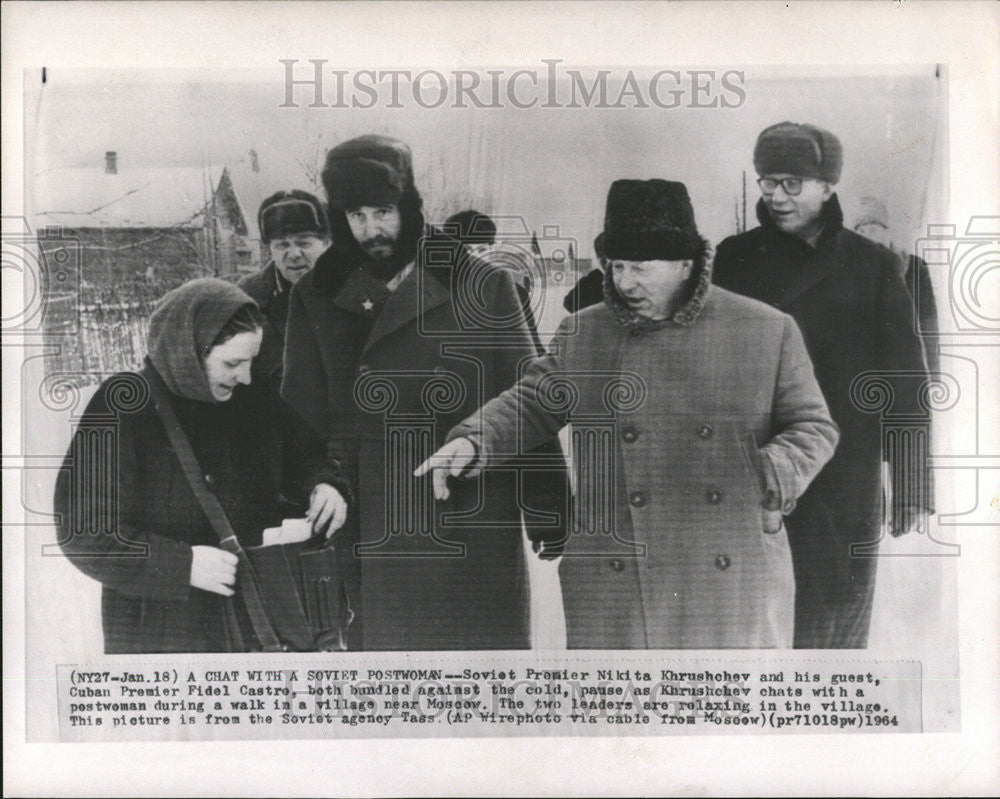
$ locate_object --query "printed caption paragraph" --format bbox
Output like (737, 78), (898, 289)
(57, 658), (922, 740)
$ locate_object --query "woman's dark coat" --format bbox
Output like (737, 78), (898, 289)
(713, 196), (933, 648)
(281, 230), (567, 650)
(54, 364), (347, 653)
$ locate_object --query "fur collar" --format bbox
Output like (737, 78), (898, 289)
(602, 239), (714, 329)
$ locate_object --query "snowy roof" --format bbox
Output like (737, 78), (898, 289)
(33, 166), (222, 229)
(219, 159), (320, 242)
(218, 163), (266, 242)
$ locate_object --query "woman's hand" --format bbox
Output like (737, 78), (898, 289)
(190, 546), (238, 596)
(308, 483), (348, 538)
(413, 437), (478, 501)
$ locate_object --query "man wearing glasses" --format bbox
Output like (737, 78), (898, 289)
(713, 122), (933, 649)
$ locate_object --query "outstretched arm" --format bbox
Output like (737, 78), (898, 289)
(415, 316), (576, 499)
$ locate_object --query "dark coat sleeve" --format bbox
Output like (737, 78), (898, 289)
(53, 379), (193, 602)
(449, 315), (572, 465)
(278, 396), (354, 509)
(281, 283), (330, 440)
(562, 269), (605, 313)
(907, 254), (941, 375)
(877, 248), (935, 513)
(483, 269), (571, 527)
(486, 267), (544, 410)
(516, 281), (544, 354)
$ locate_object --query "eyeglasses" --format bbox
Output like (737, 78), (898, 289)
(757, 177), (804, 196)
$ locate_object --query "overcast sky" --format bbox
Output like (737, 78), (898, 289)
(26, 66), (943, 254)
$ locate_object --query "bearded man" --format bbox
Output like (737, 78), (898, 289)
(281, 135), (567, 650)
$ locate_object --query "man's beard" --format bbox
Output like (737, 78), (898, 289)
(360, 236), (410, 282)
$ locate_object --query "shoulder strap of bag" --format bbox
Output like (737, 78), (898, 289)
(146, 369), (284, 652)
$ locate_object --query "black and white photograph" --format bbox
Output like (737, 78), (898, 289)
(4, 1), (998, 796)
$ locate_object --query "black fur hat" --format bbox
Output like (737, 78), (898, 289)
(322, 134), (414, 211)
(258, 190), (329, 243)
(596, 179), (703, 261)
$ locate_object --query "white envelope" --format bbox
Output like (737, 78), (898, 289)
(280, 518), (312, 543)
(261, 518), (312, 546)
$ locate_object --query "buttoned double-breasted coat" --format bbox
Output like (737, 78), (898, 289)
(450, 256), (839, 648)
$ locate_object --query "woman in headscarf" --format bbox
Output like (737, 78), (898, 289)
(54, 278), (350, 653)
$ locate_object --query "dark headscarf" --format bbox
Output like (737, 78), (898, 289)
(147, 278), (257, 404)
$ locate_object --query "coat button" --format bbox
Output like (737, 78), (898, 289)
(609, 559), (625, 572)
(629, 491), (646, 507)
(715, 554), (731, 571)
(630, 328), (642, 338)
(358, 364), (371, 375)
(783, 499), (796, 513)
(763, 489), (782, 511)
(706, 489), (723, 504)
(204, 473), (215, 486)
(697, 424), (713, 439)
(621, 426), (638, 443)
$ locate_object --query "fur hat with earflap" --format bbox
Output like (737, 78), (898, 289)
(753, 121), (843, 184)
(322, 135), (415, 211)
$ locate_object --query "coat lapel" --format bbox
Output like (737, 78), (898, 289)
(360, 265), (451, 358)
(333, 268), (391, 319)
(772, 245), (845, 310)
(298, 279), (359, 379)
(755, 194), (848, 310)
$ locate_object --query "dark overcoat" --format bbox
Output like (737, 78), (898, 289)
(451, 256), (839, 649)
(237, 262), (289, 393)
(714, 196), (932, 648)
(54, 365), (347, 654)
(282, 231), (566, 650)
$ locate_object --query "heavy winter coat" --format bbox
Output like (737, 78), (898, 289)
(54, 364), (348, 653)
(714, 196), (932, 648)
(281, 230), (568, 650)
(450, 253), (839, 649)
(237, 262), (291, 393)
